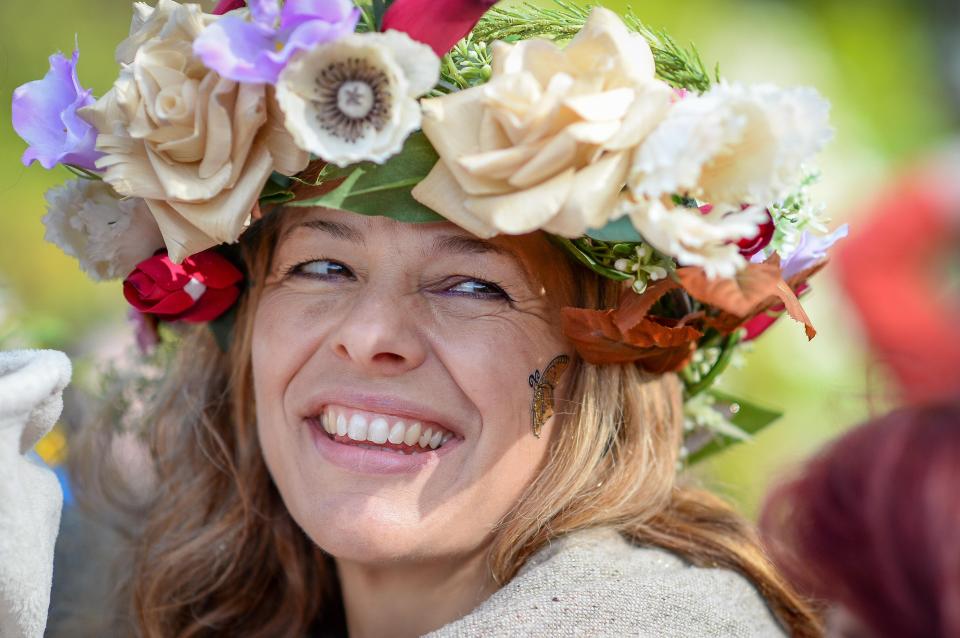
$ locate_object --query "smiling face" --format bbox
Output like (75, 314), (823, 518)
(251, 207), (575, 565)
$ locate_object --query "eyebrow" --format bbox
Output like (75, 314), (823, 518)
(430, 233), (514, 259)
(284, 219), (365, 245)
(284, 218), (527, 274)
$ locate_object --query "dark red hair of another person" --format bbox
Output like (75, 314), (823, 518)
(759, 402), (960, 638)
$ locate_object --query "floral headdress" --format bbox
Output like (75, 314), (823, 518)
(13, 0), (844, 463)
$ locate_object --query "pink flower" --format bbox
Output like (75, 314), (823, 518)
(381, 0), (496, 56)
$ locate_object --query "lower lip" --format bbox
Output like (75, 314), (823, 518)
(307, 419), (462, 475)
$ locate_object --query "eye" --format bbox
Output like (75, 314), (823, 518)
(443, 278), (512, 301)
(288, 258), (355, 281)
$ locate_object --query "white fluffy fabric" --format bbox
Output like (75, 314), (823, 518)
(0, 350), (71, 638)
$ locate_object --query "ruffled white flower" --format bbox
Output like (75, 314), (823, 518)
(629, 82), (832, 207)
(42, 179), (163, 281)
(620, 196), (767, 279)
(276, 30), (440, 167)
(412, 7), (673, 238)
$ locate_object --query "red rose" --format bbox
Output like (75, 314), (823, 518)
(123, 250), (243, 323)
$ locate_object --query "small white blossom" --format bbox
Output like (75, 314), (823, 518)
(42, 179), (163, 281)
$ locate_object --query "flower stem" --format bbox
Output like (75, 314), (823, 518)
(684, 331), (741, 398)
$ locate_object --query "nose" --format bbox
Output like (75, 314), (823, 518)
(327, 284), (428, 376)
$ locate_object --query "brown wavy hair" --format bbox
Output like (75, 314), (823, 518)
(74, 208), (821, 637)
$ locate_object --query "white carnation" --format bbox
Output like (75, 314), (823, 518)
(42, 179), (164, 281)
(630, 82), (832, 207)
(621, 196), (767, 279)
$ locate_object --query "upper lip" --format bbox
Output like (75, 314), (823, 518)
(299, 390), (464, 437)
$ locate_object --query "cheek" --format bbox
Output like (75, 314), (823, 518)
(250, 292), (328, 485)
(430, 316), (564, 507)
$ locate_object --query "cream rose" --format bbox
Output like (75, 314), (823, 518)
(412, 7), (673, 238)
(80, 0), (309, 263)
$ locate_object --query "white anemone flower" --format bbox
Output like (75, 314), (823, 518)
(630, 82), (832, 207)
(620, 196), (768, 279)
(276, 30), (440, 167)
(42, 179), (164, 281)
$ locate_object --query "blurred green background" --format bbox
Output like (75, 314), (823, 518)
(1, 0), (956, 515)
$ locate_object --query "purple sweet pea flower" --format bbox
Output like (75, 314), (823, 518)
(11, 50), (101, 170)
(194, 0), (360, 85)
(780, 224), (849, 280)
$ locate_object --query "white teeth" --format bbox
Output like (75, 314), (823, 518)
(388, 421), (406, 445)
(321, 409), (454, 451)
(419, 427), (433, 448)
(404, 422), (422, 446)
(348, 414), (367, 441)
(368, 418), (389, 444)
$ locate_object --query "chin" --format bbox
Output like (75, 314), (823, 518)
(291, 493), (448, 563)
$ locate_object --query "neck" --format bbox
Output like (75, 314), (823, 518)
(335, 545), (497, 638)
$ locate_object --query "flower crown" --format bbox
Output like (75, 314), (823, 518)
(13, 0), (844, 463)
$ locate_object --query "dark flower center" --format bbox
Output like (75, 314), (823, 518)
(314, 57), (393, 143)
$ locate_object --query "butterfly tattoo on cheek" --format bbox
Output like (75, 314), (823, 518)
(529, 354), (571, 438)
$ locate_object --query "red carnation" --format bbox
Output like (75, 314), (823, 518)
(123, 250), (244, 323)
(382, 0), (497, 56)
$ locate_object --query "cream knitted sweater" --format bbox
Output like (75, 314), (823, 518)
(427, 527), (787, 638)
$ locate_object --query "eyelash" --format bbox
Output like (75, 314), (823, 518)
(283, 258), (514, 302)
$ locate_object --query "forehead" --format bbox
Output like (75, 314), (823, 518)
(280, 206), (565, 265)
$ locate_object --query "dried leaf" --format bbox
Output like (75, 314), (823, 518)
(561, 278), (701, 370)
(613, 278), (680, 332)
(676, 263), (816, 340)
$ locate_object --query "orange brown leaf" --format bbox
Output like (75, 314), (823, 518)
(676, 263), (816, 340)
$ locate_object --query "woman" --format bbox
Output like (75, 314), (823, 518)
(12, 0), (839, 635)
(760, 401), (960, 638)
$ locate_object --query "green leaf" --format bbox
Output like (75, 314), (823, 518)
(259, 191), (296, 205)
(686, 391), (782, 465)
(549, 236), (633, 281)
(288, 131), (445, 223)
(585, 216), (643, 242)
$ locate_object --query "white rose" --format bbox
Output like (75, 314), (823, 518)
(42, 179), (163, 281)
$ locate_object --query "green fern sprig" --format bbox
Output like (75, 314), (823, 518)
(436, 33), (494, 93)
(470, 1), (715, 93)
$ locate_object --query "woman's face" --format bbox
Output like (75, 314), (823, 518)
(252, 208), (574, 564)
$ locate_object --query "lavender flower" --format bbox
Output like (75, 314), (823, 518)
(194, 0), (360, 85)
(780, 224), (849, 279)
(11, 50), (101, 170)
